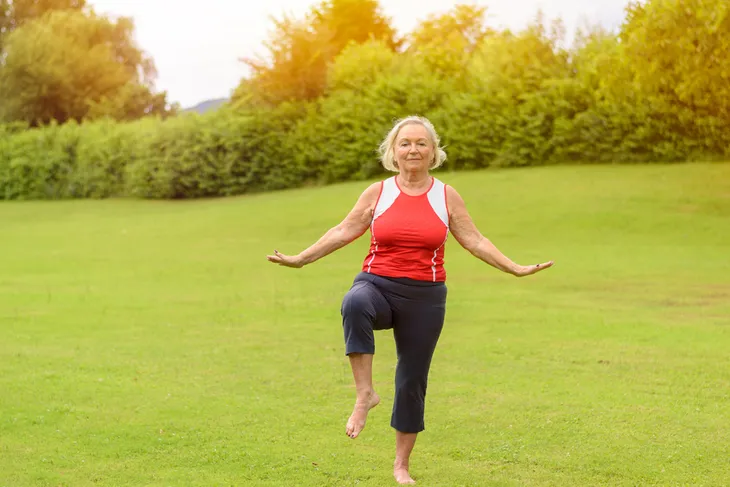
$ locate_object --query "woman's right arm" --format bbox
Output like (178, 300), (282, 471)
(266, 182), (382, 268)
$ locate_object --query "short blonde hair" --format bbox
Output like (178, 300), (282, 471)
(378, 115), (447, 172)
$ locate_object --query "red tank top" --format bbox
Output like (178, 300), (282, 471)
(362, 176), (450, 282)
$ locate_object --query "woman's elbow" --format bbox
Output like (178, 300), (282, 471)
(457, 234), (483, 254)
(337, 224), (366, 244)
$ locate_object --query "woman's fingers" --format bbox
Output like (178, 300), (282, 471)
(531, 261), (554, 275)
(266, 250), (302, 268)
(516, 260), (554, 276)
(266, 250), (285, 263)
(535, 260), (554, 271)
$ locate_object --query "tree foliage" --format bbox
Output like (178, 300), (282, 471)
(0, 8), (174, 125)
(232, 0), (398, 106)
(0, 0), (86, 50)
(405, 4), (492, 85)
(619, 0), (730, 157)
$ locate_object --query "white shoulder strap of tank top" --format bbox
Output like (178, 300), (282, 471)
(373, 176), (400, 221)
(427, 178), (449, 227)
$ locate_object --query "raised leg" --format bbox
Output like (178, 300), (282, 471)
(345, 352), (380, 439)
(341, 277), (391, 439)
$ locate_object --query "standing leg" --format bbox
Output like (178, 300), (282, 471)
(394, 431), (417, 484)
(390, 283), (447, 482)
(341, 277), (392, 439)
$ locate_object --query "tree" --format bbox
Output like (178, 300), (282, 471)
(618, 0), (730, 157)
(0, 0), (85, 52)
(233, 14), (326, 106)
(298, 41), (453, 182)
(232, 0), (398, 106)
(404, 5), (492, 84)
(0, 9), (174, 125)
(622, 0), (730, 119)
(311, 0), (398, 53)
(326, 38), (395, 93)
(433, 16), (573, 168)
(87, 83), (177, 122)
(406, 4), (491, 55)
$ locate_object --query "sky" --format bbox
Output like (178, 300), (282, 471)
(87, 0), (632, 109)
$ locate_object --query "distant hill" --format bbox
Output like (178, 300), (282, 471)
(183, 98), (228, 114)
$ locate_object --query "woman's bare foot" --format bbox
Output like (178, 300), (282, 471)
(394, 462), (415, 484)
(345, 390), (380, 439)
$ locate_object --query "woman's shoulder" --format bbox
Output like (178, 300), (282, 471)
(355, 180), (386, 207)
(362, 176), (397, 195)
(432, 178), (458, 196)
(363, 180), (384, 195)
(437, 181), (466, 217)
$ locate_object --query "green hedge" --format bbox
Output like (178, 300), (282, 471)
(2, 94), (727, 201)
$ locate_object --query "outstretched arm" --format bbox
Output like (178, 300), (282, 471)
(446, 185), (553, 277)
(266, 182), (381, 268)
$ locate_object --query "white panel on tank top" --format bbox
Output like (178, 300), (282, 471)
(427, 178), (449, 227)
(373, 176), (400, 221)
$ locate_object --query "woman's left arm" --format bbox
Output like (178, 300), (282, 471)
(446, 185), (553, 277)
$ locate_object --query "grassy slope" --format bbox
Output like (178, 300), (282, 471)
(1, 162), (729, 486)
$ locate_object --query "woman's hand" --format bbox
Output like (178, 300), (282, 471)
(266, 250), (304, 268)
(512, 261), (555, 277)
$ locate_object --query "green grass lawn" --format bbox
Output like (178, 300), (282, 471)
(1, 162), (729, 486)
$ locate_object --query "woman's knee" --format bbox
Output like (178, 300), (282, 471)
(341, 285), (366, 312)
(395, 373), (428, 397)
(341, 283), (381, 354)
(341, 282), (381, 320)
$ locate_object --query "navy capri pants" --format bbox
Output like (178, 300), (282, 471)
(341, 271), (447, 434)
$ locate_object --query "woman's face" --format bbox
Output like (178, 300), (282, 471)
(394, 124), (433, 173)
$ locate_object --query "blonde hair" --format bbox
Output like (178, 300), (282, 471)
(378, 115), (447, 172)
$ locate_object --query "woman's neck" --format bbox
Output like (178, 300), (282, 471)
(397, 171), (432, 194)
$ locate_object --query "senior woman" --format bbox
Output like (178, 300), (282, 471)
(267, 115), (553, 484)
